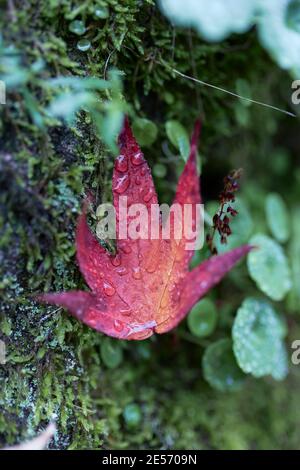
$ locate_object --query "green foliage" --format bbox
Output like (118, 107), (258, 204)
(69, 20), (86, 35)
(123, 404), (142, 429)
(265, 193), (290, 243)
(202, 338), (246, 392)
(132, 118), (158, 147)
(287, 208), (300, 311)
(232, 298), (288, 380)
(187, 298), (217, 338)
(165, 120), (190, 161)
(247, 234), (292, 301)
(100, 338), (123, 369)
(0, 39), (125, 153)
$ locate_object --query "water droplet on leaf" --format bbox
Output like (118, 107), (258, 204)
(114, 319), (124, 332)
(116, 154), (128, 173)
(111, 254), (121, 267)
(120, 308), (132, 317)
(120, 244), (132, 254)
(116, 267), (128, 276)
(132, 267), (142, 280)
(115, 174), (130, 194)
(143, 188), (154, 203)
(103, 280), (116, 296)
(131, 151), (144, 166)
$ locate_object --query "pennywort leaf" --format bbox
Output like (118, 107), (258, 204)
(187, 298), (217, 338)
(202, 338), (246, 392)
(265, 193), (290, 243)
(232, 298), (288, 380)
(247, 234), (292, 301)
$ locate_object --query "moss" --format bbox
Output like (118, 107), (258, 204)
(1, 0), (300, 450)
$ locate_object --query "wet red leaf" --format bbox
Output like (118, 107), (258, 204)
(38, 118), (251, 340)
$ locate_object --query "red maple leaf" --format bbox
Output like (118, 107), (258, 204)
(38, 118), (251, 340)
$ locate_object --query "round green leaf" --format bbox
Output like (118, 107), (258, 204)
(123, 403), (142, 428)
(187, 298), (217, 337)
(159, 0), (255, 42)
(100, 338), (123, 369)
(153, 163), (167, 178)
(165, 120), (189, 160)
(132, 118), (158, 147)
(247, 234), (292, 301)
(232, 298), (288, 380)
(258, 0), (300, 75)
(135, 342), (151, 360)
(202, 338), (246, 392)
(265, 193), (290, 243)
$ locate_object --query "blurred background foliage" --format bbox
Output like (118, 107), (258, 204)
(0, 0), (300, 450)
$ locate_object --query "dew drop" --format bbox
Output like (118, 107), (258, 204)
(116, 154), (128, 173)
(89, 319), (97, 328)
(131, 151), (144, 166)
(150, 282), (159, 292)
(116, 267), (128, 276)
(114, 174), (130, 194)
(69, 20), (86, 35)
(140, 166), (147, 176)
(132, 267), (142, 280)
(135, 175), (141, 185)
(114, 319), (124, 332)
(173, 289), (181, 303)
(120, 244), (132, 254)
(111, 254), (121, 267)
(94, 6), (109, 19)
(103, 280), (116, 296)
(143, 188), (154, 203)
(120, 308), (132, 317)
(77, 39), (91, 52)
(146, 260), (157, 273)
